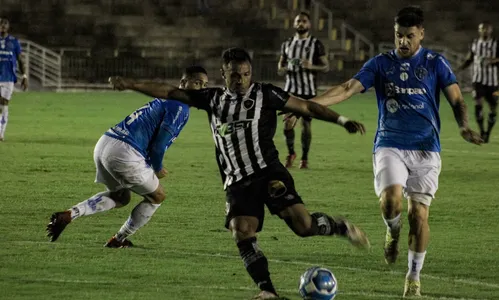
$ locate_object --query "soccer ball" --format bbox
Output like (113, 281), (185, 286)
(299, 267), (338, 300)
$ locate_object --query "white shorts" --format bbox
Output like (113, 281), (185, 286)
(0, 82), (14, 100)
(373, 147), (441, 206)
(93, 135), (159, 195)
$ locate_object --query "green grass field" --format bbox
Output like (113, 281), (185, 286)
(1, 92), (498, 300)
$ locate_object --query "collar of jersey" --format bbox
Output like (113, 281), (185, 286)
(223, 83), (255, 100)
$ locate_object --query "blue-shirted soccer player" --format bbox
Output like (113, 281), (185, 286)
(313, 7), (482, 298)
(46, 66), (208, 248)
(0, 18), (28, 141)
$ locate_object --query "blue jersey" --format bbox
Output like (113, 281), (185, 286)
(105, 99), (190, 172)
(354, 47), (458, 152)
(0, 35), (21, 83)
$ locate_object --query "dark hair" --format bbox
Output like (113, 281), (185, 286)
(183, 65), (207, 78)
(395, 6), (424, 28)
(221, 47), (252, 65)
(297, 11), (310, 20)
(480, 21), (492, 28)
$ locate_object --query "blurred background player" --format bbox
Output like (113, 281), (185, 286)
(312, 6), (482, 297)
(278, 12), (329, 169)
(458, 21), (499, 143)
(109, 47), (369, 300)
(0, 17), (28, 141)
(46, 66), (208, 247)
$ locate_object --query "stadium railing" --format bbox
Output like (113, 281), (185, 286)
(19, 39), (62, 90)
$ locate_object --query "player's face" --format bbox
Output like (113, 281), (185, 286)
(221, 61), (252, 95)
(294, 15), (310, 34)
(394, 24), (424, 58)
(0, 19), (9, 34)
(478, 24), (493, 39)
(179, 73), (208, 90)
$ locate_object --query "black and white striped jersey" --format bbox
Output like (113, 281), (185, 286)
(280, 35), (326, 96)
(470, 38), (499, 86)
(186, 83), (290, 188)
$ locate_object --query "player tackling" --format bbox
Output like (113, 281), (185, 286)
(0, 17), (28, 141)
(312, 6), (483, 297)
(109, 47), (370, 300)
(47, 66), (208, 247)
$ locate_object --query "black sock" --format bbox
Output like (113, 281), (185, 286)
(310, 212), (347, 236)
(301, 127), (311, 161)
(475, 105), (485, 134)
(487, 111), (497, 134)
(237, 237), (277, 295)
(284, 129), (295, 155)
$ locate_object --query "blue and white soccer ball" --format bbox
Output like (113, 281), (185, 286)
(299, 267), (338, 300)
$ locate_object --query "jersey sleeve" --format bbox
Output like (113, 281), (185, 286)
(264, 84), (291, 110)
(314, 39), (326, 57)
(14, 39), (21, 57)
(353, 56), (378, 93)
(280, 41), (287, 58)
(182, 88), (216, 111)
(436, 55), (458, 89)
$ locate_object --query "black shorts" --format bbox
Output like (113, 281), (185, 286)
(293, 94), (315, 121)
(472, 83), (498, 104)
(224, 162), (303, 232)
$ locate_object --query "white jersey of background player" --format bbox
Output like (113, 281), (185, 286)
(0, 18), (28, 141)
(313, 6), (482, 298)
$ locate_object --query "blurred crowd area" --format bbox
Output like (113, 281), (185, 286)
(1, 0), (498, 88)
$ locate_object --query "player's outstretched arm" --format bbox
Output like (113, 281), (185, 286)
(443, 83), (483, 145)
(108, 76), (202, 108)
(284, 95), (366, 134)
(312, 78), (365, 106)
(457, 51), (473, 71)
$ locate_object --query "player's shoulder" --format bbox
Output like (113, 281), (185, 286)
(281, 37), (293, 44)
(421, 48), (447, 65)
(6, 35), (18, 41)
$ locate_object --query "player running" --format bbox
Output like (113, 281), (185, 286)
(312, 6), (483, 297)
(0, 17), (28, 141)
(109, 47), (370, 300)
(46, 66), (208, 248)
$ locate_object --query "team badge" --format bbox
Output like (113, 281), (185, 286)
(243, 98), (255, 110)
(415, 66), (428, 81)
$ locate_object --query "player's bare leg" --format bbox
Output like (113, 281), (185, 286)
(380, 184), (403, 264)
(106, 184), (166, 248)
(279, 203), (370, 248)
(0, 97), (9, 141)
(483, 98), (497, 143)
(403, 196), (430, 298)
(47, 189), (131, 242)
(229, 216), (281, 299)
(299, 118), (311, 169)
(283, 114), (297, 168)
(473, 97), (486, 139)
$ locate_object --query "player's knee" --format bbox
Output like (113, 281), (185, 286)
(146, 185), (166, 204)
(407, 197), (429, 227)
(229, 217), (258, 242)
(110, 189), (131, 208)
(380, 185), (403, 213)
(284, 117), (297, 130)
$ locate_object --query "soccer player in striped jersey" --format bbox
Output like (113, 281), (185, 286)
(109, 47), (370, 300)
(278, 12), (329, 169)
(46, 66), (208, 248)
(459, 21), (499, 143)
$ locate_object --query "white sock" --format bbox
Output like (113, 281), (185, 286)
(0, 105), (8, 137)
(115, 199), (161, 241)
(407, 250), (426, 281)
(70, 191), (117, 220)
(0, 105), (4, 137)
(383, 213), (401, 233)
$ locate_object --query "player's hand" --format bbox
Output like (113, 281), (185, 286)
(108, 76), (133, 91)
(20, 77), (28, 91)
(343, 120), (366, 135)
(460, 127), (483, 145)
(483, 58), (496, 66)
(301, 59), (313, 70)
(155, 168), (168, 179)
